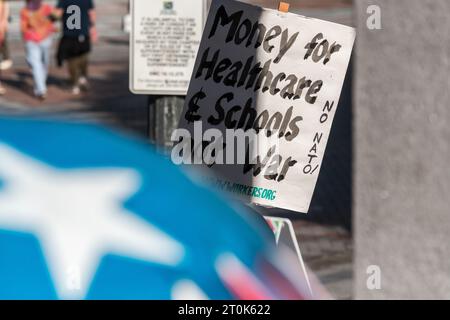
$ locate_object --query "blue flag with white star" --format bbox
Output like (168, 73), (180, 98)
(0, 117), (310, 300)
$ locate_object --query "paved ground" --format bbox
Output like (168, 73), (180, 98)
(0, 0), (147, 136)
(0, 0), (354, 299)
(294, 220), (352, 299)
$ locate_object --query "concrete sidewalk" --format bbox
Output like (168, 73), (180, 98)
(0, 0), (148, 135)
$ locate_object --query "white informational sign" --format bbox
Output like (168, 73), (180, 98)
(130, 0), (207, 95)
(176, 0), (355, 213)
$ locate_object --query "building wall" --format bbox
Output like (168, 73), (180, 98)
(354, 0), (450, 299)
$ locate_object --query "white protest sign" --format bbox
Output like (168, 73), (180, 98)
(130, 0), (207, 95)
(175, 0), (355, 213)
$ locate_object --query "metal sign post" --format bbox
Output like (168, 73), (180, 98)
(130, 0), (207, 147)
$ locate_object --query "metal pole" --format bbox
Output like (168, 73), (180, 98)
(147, 95), (185, 153)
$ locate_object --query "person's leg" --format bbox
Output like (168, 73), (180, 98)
(40, 37), (52, 82)
(78, 53), (90, 90)
(0, 69), (5, 95)
(67, 56), (82, 94)
(0, 38), (5, 60)
(80, 53), (88, 78)
(25, 41), (46, 96)
(0, 33), (12, 71)
(2, 32), (10, 60)
(67, 57), (78, 86)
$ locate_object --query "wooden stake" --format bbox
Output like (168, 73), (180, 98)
(278, 2), (290, 13)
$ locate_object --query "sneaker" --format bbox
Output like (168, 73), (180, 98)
(35, 93), (46, 101)
(72, 86), (81, 95)
(78, 77), (89, 91)
(0, 59), (13, 71)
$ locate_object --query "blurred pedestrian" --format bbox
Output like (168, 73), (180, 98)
(20, 0), (56, 100)
(0, 0), (11, 95)
(56, 0), (97, 95)
(0, 0), (11, 69)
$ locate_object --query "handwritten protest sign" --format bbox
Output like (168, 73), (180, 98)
(175, 0), (355, 213)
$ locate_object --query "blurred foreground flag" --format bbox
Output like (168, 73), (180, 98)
(0, 117), (314, 300)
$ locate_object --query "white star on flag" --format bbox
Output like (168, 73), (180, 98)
(0, 143), (185, 299)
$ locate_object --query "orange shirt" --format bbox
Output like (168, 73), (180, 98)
(21, 4), (55, 42)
